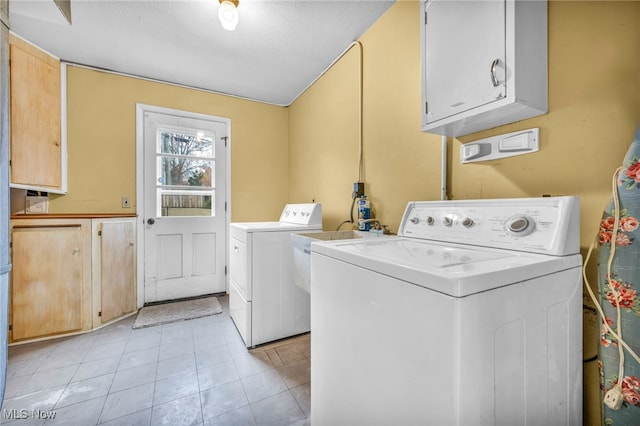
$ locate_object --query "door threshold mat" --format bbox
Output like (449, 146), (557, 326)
(132, 296), (222, 329)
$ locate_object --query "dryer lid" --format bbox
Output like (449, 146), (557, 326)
(311, 237), (582, 297)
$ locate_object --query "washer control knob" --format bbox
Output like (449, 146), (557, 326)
(443, 216), (453, 227)
(426, 216), (435, 226)
(507, 215), (536, 236)
(462, 218), (474, 228)
(410, 217), (420, 224)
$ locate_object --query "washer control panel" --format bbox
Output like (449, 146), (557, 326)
(279, 203), (323, 225)
(398, 197), (580, 256)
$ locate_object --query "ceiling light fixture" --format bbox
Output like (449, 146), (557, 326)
(218, 0), (239, 31)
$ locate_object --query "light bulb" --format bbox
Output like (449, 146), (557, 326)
(218, 0), (239, 31)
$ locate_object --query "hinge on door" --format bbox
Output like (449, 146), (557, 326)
(425, 102), (428, 114)
(225, 266), (227, 275)
(8, 160), (11, 167)
(225, 202), (227, 212)
(98, 311), (102, 317)
(425, 11), (427, 25)
(8, 324), (12, 331)
(98, 230), (102, 236)
(222, 136), (228, 147)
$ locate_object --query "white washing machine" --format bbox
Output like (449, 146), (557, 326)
(229, 203), (322, 347)
(310, 197), (582, 425)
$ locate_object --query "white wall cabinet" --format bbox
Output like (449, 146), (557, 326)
(421, 0), (547, 137)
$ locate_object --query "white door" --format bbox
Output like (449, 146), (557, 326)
(143, 110), (227, 303)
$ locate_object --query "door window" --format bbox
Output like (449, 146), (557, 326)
(155, 128), (216, 217)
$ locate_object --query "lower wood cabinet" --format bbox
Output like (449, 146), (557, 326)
(9, 215), (137, 343)
(92, 218), (136, 326)
(11, 220), (91, 341)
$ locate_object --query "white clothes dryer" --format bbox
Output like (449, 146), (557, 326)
(310, 197), (582, 425)
(229, 203), (322, 347)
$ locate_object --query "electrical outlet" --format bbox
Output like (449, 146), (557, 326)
(353, 182), (365, 198)
(121, 196), (131, 208)
(604, 387), (624, 410)
(25, 196), (48, 214)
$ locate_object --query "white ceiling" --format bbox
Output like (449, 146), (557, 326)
(8, 0), (395, 105)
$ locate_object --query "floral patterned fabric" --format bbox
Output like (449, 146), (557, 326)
(599, 127), (640, 424)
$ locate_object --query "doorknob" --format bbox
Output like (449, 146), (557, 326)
(147, 218), (155, 225)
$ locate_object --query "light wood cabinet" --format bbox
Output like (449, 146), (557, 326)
(420, 0), (547, 137)
(9, 215), (136, 343)
(92, 218), (136, 326)
(9, 34), (65, 193)
(10, 219), (92, 342)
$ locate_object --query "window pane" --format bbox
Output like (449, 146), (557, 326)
(160, 193), (214, 217)
(159, 131), (214, 158)
(158, 157), (214, 188)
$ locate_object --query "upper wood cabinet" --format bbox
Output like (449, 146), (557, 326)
(421, 0), (548, 137)
(9, 34), (66, 193)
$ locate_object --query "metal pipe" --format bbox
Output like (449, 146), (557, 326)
(441, 135), (447, 200)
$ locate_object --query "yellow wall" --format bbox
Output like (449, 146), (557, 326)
(291, 0), (640, 235)
(288, 1), (640, 425)
(49, 66), (289, 222)
(289, 2), (439, 232)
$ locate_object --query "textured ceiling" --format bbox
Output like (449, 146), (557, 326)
(8, 0), (395, 105)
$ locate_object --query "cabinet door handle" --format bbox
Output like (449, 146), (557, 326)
(233, 246), (239, 252)
(54, 141), (60, 147)
(490, 59), (500, 87)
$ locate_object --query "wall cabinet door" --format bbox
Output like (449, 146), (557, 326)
(10, 221), (91, 341)
(425, 0), (505, 125)
(9, 35), (64, 192)
(421, 0), (547, 137)
(93, 218), (136, 325)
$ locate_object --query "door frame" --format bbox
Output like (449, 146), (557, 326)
(135, 103), (231, 308)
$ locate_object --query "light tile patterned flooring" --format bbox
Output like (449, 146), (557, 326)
(1, 295), (311, 425)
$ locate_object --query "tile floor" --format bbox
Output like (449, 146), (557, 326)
(1, 295), (311, 425)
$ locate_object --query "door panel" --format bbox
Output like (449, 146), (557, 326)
(100, 220), (136, 323)
(143, 110), (227, 303)
(425, 0), (505, 123)
(193, 233), (216, 275)
(12, 225), (83, 340)
(9, 38), (61, 188)
(157, 234), (183, 280)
